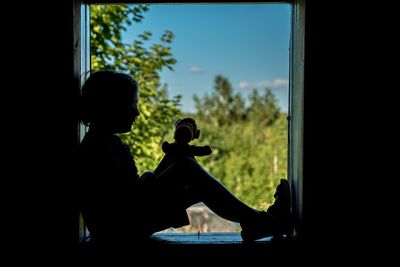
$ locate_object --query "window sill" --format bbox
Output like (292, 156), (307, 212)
(79, 232), (296, 264)
(151, 232), (274, 244)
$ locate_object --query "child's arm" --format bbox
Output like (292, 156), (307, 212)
(190, 145), (212, 156)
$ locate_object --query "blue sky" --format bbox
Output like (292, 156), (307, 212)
(123, 4), (291, 113)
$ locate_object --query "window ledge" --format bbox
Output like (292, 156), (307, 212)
(151, 232), (275, 245)
(79, 232), (296, 264)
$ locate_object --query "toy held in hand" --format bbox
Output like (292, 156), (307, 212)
(162, 118), (212, 158)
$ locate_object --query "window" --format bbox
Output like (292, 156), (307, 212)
(75, 0), (305, 241)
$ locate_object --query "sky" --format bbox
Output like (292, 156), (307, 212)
(123, 4), (291, 113)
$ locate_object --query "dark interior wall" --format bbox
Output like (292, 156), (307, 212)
(34, 2), (80, 250)
(4, 2), (80, 259)
(301, 1), (363, 253)
(303, 0), (324, 239)
(303, 0), (342, 241)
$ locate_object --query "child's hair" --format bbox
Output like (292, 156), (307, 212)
(80, 70), (138, 126)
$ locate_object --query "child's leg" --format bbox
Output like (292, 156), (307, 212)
(155, 157), (260, 223)
(154, 157), (291, 241)
(153, 153), (174, 176)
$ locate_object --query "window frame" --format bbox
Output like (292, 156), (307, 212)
(73, 0), (305, 238)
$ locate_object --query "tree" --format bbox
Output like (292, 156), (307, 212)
(194, 75), (287, 209)
(90, 5), (181, 172)
(194, 75), (246, 127)
(248, 89), (281, 126)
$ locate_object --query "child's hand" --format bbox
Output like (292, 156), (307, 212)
(204, 145), (212, 155)
(161, 141), (171, 153)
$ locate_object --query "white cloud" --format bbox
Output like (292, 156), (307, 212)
(256, 81), (271, 88)
(239, 81), (251, 89)
(272, 79), (289, 87)
(190, 66), (204, 73)
(238, 79), (289, 90)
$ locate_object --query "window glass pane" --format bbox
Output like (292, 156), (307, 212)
(88, 3), (290, 234)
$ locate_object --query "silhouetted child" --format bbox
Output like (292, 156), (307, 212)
(162, 118), (212, 159)
(79, 70), (292, 246)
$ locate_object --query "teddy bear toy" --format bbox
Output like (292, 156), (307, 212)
(162, 117), (212, 159)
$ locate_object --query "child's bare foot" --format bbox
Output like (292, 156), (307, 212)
(267, 178), (291, 220)
(240, 179), (292, 242)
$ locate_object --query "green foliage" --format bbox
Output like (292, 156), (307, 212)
(90, 5), (288, 210)
(194, 76), (288, 209)
(194, 75), (246, 127)
(90, 5), (181, 172)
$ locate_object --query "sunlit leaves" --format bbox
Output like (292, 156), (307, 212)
(91, 5), (181, 172)
(90, 5), (288, 209)
(194, 76), (288, 209)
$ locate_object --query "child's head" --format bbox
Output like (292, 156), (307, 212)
(174, 118), (200, 144)
(80, 70), (140, 133)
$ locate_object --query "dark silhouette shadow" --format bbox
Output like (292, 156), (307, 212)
(162, 117), (212, 158)
(78, 70), (292, 248)
(155, 117), (212, 176)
